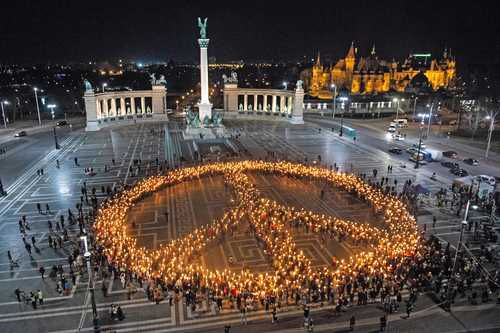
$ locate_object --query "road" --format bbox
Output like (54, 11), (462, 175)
(306, 115), (500, 185)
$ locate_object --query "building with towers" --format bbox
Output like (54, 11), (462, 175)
(302, 43), (456, 98)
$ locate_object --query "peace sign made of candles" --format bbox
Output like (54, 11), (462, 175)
(95, 160), (421, 295)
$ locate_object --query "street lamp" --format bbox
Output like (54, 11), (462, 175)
(447, 200), (477, 311)
(102, 83), (108, 93)
(47, 104), (56, 120)
(339, 97), (348, 136)
(413, 96), (418, 119)
(34, 87), (42, 126)
(80, 235), (99, 332)
(485, 112), (498, 158)
(283, 81), (288, 90)
(1, 100), (9, 128)
(415, 114), (427, 169)
(426, 103), (434, 139)
(331, 84), (337, 119)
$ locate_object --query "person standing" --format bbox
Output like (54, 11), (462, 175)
(349, 315), (356, 331)
(380, 315), (387, 332)
(37, 290), (43, 305)
(39, 266), (45, 279)
(14, 288), (22, 302)
(271, 306), (278, 324)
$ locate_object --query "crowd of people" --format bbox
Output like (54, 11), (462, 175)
(5, 149), (499, 333)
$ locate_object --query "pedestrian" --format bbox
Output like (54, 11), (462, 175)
(432, 216), (437, 229)
(380, 315), (387, 332)
(240, 303), (247, 325)
(406, 301), (413, 318)
(164, 211), (169, 223)
(30, 291), (37, 309)
(74, 157), (78, 166)
(39, 266), (45, 279)
(14, 288), (22, 302)
(224, 324), (231, 333)
(37, 289), (43, 305)
(8, 250), (17, 266)
(56, 160), (60, 168)
(46, 203), (50, 214)
(271, 306), (278, 323)
(25, 243), (32, 256)
(37, 203), (42, 214)
(350, 315), (356, 331)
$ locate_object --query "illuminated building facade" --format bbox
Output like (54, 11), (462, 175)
(304, 43), (456, 98)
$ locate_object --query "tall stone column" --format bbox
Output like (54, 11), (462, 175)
(254, 95), (258, 111)
(84, 91), (99, 131)
(243, 95), (248, 111)
(141, 96), (146, 114)
(264, 95), (268, 111)
(272, 95), (277, 112)
(130, 97), (136, 114)
(103, 99), (109, 117)
(291, 86), (305, 124)
(280, 95), (285, 113)
(197, 38), (212, 122)
(111, 98), (117, 116)
(120, 97), (125, 116)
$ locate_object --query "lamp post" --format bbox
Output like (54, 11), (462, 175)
(283, 81), (288, 90)
(426, 103), (434, 139)
(485, 112), (498, 158)
(47, 104), (56, 120)
(415, 114), (426, 169)
(339, 97), (348, 136)
(331, 84), (337, 119)
(447, 200), (477, 311)
(102, 83), (108, 93)
(393, 98), (399, 120)
(80, 235), (99, 332)
(1, 100), (9, 128)
(34, 88), (41, 126)
(413, 96), (418, 119)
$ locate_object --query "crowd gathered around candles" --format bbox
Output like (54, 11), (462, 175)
(7, 153), (499, 330)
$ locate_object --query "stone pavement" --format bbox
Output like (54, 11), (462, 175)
(0, 119), (498, 333)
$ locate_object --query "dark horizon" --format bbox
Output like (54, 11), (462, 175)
(1, 1), (499, 67)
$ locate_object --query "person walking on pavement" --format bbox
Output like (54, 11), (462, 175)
(37, 290), (43, 305)
(45, 203), (51, 214)
(406, 301), (413, 318)
(349, 315), (356, 331)
(39, 266), (45, 279)
(380, 314), (387, 332)
(14, 288), (22, 302)
(25, 243), (32, 256)
(37, 203), (42, 214)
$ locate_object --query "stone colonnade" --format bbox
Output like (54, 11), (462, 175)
(84, 85), (167, 131)
(223, 84), (304, 124)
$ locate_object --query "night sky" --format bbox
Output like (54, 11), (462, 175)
(1, 0), (499, 66)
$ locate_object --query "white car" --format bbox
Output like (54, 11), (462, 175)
(475, 175), (496, 186)
(413, 142), (426, 150)
(387, 126), (397, 133)
(393, 133), (405, 141)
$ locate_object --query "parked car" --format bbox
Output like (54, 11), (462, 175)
(451, 168), (468, 177)
(443, 150), (458, 158)
(387, 125), (397, 133)
(406, 147), (418, 155)
(393, 133), (405, 141)
(475, 175), (496, 186)
(56, 120), (68, 127)
(14, 131), (27, 137)
(389, 147), (403, 154)
(441, 161), (459, 169)
(412, 142), (426, 150)
(463, 158), (479, 166)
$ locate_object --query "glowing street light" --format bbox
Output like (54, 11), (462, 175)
(102, 83), (108, 93)
(331, 84), (337, 119)
(47, 104), (57, 120)
(34, 87), (41, 126)
(1, 100), (9, 128)
(283, 81), (288, 90)
(485, 111), (499, 158)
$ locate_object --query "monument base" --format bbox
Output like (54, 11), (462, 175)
(85, 121), (100, 131)
(289, 116), (304, 124)
(183, 125), (227, 140)
(198, 102), (213, 122)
